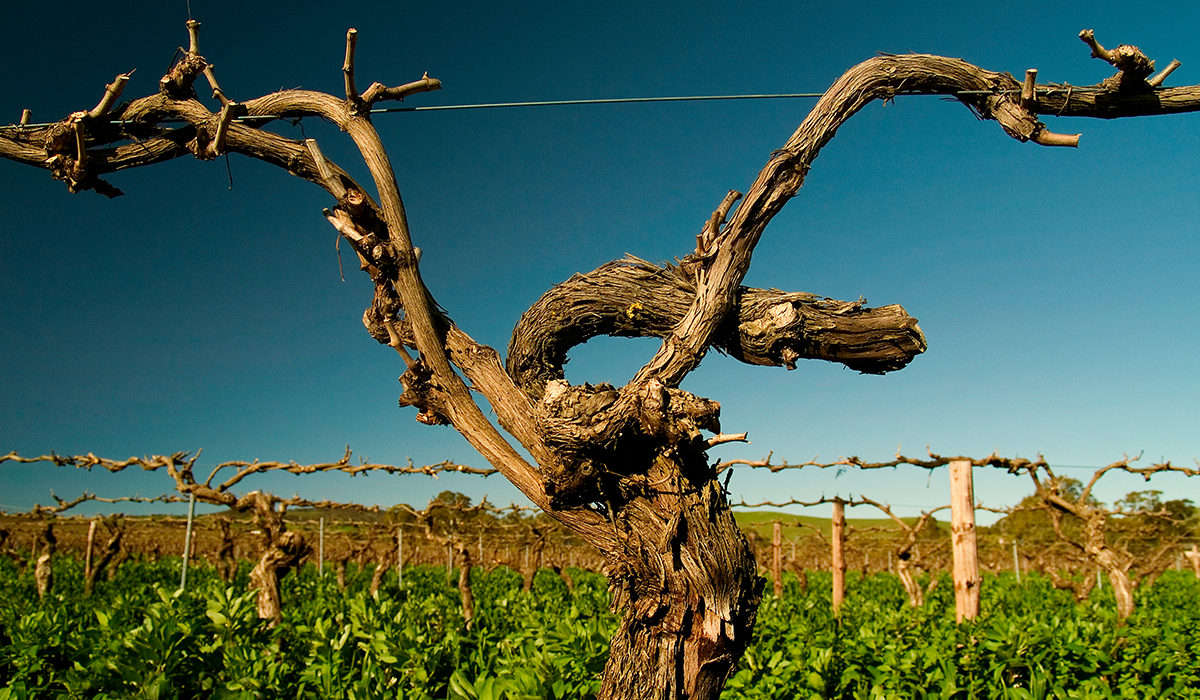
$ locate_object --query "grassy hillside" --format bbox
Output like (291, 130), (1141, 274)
(733, 510), (946, 541)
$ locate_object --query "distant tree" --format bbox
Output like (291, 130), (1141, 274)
(1113, 490), (1197, 541)
(433, 490), (473, 510)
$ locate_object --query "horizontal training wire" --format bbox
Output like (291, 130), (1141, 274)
(370, 92), (825, 113)
(0, 86), (1107, 130)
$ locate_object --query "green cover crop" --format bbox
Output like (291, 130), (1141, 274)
(1, 556), (1198, 699)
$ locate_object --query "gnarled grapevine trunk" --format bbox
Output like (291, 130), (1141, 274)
(83, 516), (123, 595)
(34, 553), (53, 599)
(1086, 521), (1135, 620)
(896, 554), (924, 607)
(788, 560), (809, 596)
(1032, 469), (1143, 621)
(368, 549), (392, 595)
(455, 541), (475, 629)
(33, 521), (55, 598)
(247, 495), (311, 625)
(107, 548), (129, 581)
(599, 455), (762, 700)
(249, 531), (309, 624)
(216, 518), (237, 583)
(0, 528), (25, 575)
(521, 526), (548, 592)
(1047, 566), (1099, 603)
(5, 20), (1199, 697)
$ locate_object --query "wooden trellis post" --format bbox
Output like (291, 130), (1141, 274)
(319, 517), (324, 576)
(831, 499), (846, 613)
(949, 460), (980, 622)
(84, 519), (97, 582)
(771, 521), (783, 598)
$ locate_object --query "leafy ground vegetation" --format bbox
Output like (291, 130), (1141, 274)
(1, 555), (1198, 699)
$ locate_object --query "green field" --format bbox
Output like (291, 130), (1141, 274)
(2, 555), (1198, 699)
(732, 510), (937, 541)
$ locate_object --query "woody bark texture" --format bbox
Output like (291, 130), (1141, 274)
(32, 522), (56, 598)
(35, 553), (53, 599)
(1047, 566), (1100, 603)
(521, 526), (549, 593)
(246, 495), (311, 626)
(1026, 463), (1148, 621)
(508, 257), (925, 400)
(216, 518), (237, 583)
(949, 460), (980, 622)
(856, 496), (947, 607)
(83, 516), (124, 595)
(455, 541), (476, 629)
(598, 453), (762, 700)
(4, 22), (1200, 698)
(831, 500), (846, 613)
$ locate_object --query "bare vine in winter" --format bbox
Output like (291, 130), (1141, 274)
(4, 21), (1200, 698)
(1001, 455), (1198, 620)
(2, 448), (484, 621)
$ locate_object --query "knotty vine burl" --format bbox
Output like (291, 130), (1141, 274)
(3, 20), (1200, 698)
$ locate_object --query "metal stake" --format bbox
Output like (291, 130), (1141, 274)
(179, 493), (196, 591)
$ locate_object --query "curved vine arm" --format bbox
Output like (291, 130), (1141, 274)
(630, 35), (1200, 391)
(0, 20), (606, 539)
(515, 33), (1200, 508)
(507, 256), (926, 399)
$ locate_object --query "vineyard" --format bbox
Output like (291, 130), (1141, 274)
(3, 449), (1199, 697)
(4, 12), (1200, 700)
(3, 550), (1200, 699)
(3, 476), (1200, 699)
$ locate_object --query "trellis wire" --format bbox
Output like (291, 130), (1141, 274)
(1, 86), (1108, 131)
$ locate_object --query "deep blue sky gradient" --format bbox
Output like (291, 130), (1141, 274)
(2, 0), (1199, 522)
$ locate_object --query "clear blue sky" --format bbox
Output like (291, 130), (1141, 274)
(2, 0), (1198, 524)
